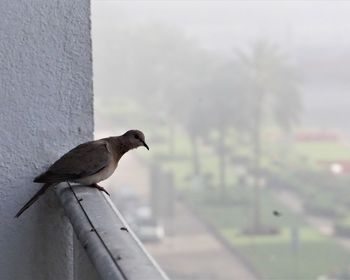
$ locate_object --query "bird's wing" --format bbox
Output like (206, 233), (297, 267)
(34, 140), (111, 183)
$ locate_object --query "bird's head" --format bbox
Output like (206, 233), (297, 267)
(123, 130), (149, 150)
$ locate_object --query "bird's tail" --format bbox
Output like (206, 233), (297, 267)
(15, 182), (55, 218)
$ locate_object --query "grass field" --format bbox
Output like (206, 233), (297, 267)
(191, 188), (350, 279)
(295, 141), (350, 161)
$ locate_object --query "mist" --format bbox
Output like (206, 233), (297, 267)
(92, 1), (350, 279)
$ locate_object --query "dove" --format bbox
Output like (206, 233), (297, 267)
(15, 130), (149, 218)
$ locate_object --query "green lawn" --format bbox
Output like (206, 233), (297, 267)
(191, 188), (350, 279)
(295, 142), (350, 162)
(226, 231), (350, 280)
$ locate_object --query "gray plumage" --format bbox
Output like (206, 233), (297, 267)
(15, 130), (149, 218)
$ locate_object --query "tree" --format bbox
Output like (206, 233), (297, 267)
(236, 41), (301, 232)
(95, 22), (211, 154)
(194, 62), (246, 199)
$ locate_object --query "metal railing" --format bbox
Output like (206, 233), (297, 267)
(55, 183), (169, 280)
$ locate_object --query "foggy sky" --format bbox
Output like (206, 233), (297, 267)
(93, 1), (350, 53)
(92, 1), (350, 129)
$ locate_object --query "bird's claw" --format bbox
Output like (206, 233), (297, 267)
(101, 188), (110, 196)
(91, 183), (110, 196)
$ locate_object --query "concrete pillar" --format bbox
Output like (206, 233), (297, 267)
(0, 1), (93, 279)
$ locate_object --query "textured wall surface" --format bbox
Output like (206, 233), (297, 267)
(0, 1), (93, 279)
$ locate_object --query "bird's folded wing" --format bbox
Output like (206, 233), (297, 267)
(35, 140), (111, 182)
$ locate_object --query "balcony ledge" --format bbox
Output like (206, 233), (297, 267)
(55, 183), (168, 280)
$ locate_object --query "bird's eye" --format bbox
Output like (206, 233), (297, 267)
(135, 135), (139, 140)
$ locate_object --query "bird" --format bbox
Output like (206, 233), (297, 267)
(15, 129), (149, 218)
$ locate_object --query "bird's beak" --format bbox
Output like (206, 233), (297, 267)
(142, 140), (149, 150)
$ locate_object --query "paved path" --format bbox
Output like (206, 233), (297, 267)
(274, 190), (333, 235)
(146, 201), (257, 280)
(274, 189), (350, 251)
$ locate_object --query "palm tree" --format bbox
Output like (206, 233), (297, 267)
(195, 62), (246, 200)
(236, 41), (301, 232)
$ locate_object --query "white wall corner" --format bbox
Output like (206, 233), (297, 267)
(0, 1), (93, 279)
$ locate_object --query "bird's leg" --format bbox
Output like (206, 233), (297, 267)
(90, 183), (110, 196)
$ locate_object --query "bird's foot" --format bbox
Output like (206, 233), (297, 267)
(91, 183), (110, 196)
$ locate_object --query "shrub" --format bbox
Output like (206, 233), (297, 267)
(335, 217), (350, 237)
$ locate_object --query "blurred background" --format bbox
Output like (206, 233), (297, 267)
(92, 1), (350, 279)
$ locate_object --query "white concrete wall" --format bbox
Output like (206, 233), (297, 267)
(0, 1), (93, 279)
